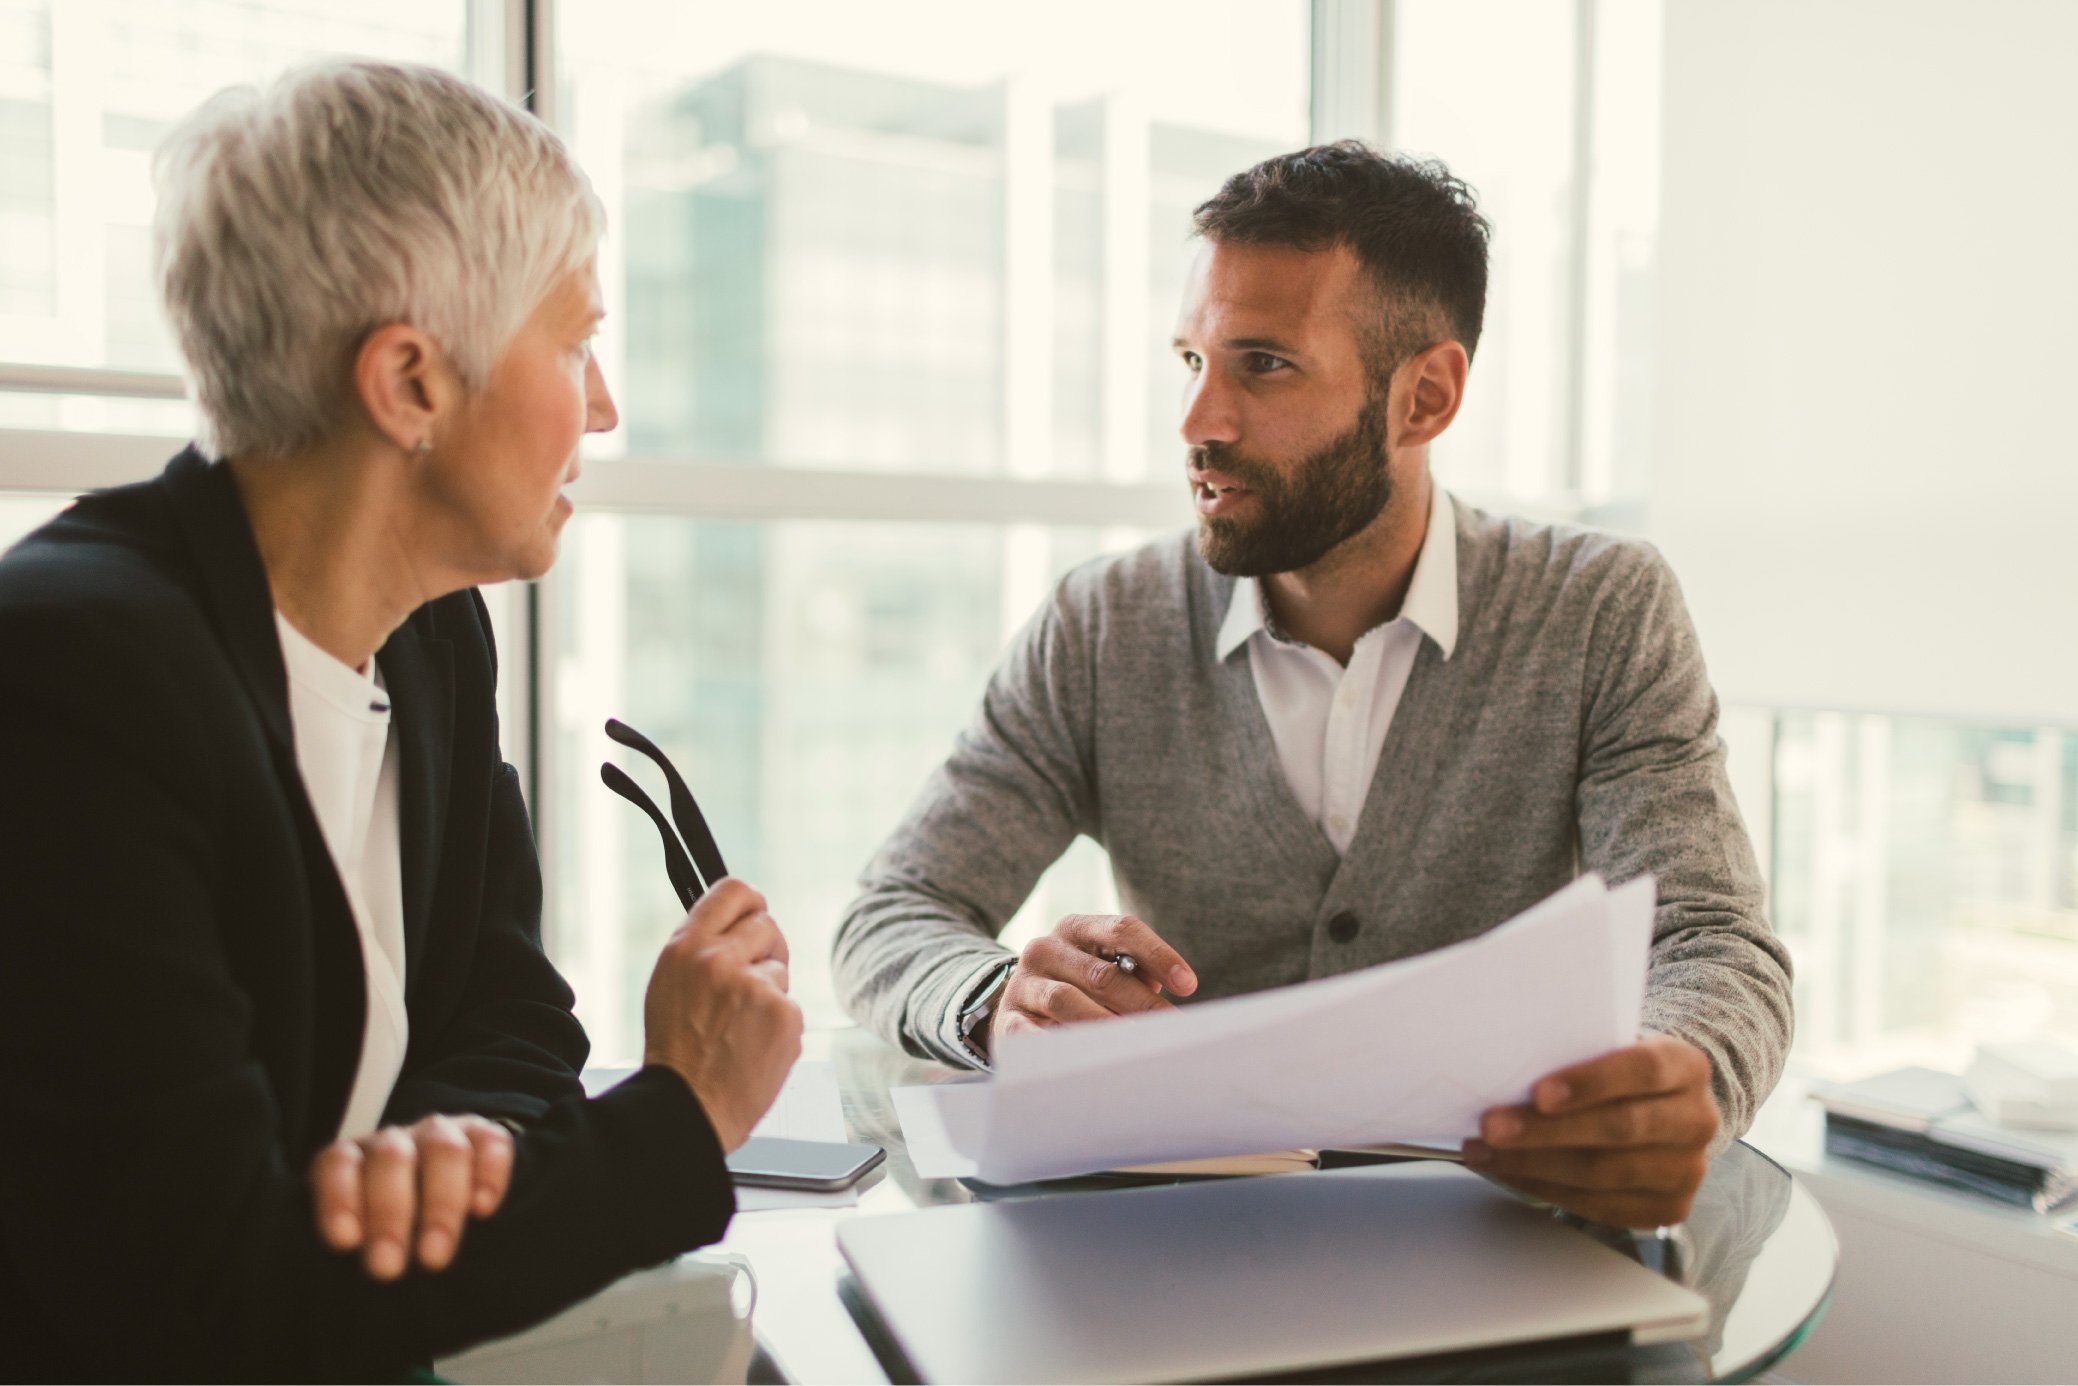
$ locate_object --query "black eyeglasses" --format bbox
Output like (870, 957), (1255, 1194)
(598, 718), (728, 909)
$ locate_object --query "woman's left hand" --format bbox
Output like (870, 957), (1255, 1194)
(309, 1113), (516, 1280)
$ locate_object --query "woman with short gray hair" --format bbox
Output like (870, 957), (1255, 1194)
(0, 60), (800, 1381)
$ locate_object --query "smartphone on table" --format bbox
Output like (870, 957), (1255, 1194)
(726, 1136), (886, 1191)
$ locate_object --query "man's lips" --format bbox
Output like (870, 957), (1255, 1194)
(1190, 468), (1254, 517)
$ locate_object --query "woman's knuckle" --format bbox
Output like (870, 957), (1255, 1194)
(414, 1130), (456, 1158)
(370, 1129), (416, 1161)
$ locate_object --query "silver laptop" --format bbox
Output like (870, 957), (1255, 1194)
(837, 1162), (1709, 1384)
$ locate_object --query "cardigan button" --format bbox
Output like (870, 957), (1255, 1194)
(1326, 910), (1360, 943)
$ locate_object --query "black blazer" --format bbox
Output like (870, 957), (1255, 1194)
(0, 449), (734, 1381)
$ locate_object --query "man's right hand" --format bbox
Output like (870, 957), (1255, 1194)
(642, 878), (804, 1152)
(988, 913), (1198, 1051)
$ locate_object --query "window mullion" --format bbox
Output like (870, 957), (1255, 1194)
(1311, 0), (1394, 145)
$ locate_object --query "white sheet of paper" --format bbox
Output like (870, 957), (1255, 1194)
(898, 875), (1655, 1184)
(737, 1060), (865, 1211)
(749, 1060), (846, 1143)
(890, 1080), (987, 1179)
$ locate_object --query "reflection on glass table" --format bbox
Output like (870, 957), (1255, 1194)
(720, 1028), (1836, 1385)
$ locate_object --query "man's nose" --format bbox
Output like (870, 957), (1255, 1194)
(1180, 368), (1239, 449)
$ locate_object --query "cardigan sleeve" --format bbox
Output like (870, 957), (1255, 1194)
(1573, 545), (1795, 1150)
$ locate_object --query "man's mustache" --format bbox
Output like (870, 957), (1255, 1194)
(1187, 446), (1277, 491)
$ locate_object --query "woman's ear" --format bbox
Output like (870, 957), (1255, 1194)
(353, 323), (453, 455)
(1392, 340), (1470, 451)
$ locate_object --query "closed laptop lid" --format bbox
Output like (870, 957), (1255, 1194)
(837, 1162), (1709, 1385)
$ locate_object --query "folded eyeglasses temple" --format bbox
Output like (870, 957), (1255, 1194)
(598, 717), (731, 909)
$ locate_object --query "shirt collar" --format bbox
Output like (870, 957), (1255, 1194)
(1215, 482), (1459, 661)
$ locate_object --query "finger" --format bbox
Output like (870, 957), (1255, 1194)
(1003, 973), (1114, 1027)
(309, 1141), (366, 1251)
(729, 911), (789, 965)
(413, 1117), (475, 1272)
(678, 878), (767, 940)
(704, 910), (787, 968)
(994, 1009), (1044, 1041)
(360, 1129), (419, 1281)
(459, 1117), (516, 1219)
(1463, 1139), (1703, 1195)
(1057, 915), (1198, 996)
(1528, 1035), (1706, 1114)
(1022, 935), (1174, 1017)
(1481, 1091), (1718, 1151)
(1477, 1170), (1695, 1230)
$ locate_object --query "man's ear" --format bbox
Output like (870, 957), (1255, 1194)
(1392, 340), (1470, 451)
(353, 324), (456, 455)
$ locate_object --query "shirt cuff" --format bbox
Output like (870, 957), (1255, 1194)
(937, 955), (1017, 1071)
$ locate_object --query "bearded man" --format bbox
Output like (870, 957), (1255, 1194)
(833, 142), (1792, 1229)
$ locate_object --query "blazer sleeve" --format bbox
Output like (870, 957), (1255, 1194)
(0, 592), (735, 1381)
(384, 592), (591, 1126)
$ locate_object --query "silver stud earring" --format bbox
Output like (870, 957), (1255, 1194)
(413, 437), (432, 457)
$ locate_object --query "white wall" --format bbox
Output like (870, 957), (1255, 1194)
(1650, 0), (2078, 725)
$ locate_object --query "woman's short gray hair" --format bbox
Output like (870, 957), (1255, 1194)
(153, 60), (604, 460)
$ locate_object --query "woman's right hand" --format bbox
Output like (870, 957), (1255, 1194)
(641, 878), (804, 1152)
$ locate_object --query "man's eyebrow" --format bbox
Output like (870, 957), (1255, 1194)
(1223, 336), (1300, 354)
(1169, 335), (1302, 354)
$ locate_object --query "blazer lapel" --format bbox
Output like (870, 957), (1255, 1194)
(156, 447), (366, 1144)
(377, 616), (454, 978)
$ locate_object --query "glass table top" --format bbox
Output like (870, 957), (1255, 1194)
(719, 1028), (1836, 1384)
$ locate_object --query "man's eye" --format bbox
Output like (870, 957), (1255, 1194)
(1180, 351), (1203, 372)
(1248, 352), (1289, 373)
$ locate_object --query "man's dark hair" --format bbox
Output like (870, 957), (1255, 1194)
(1192, 140), (1490, 372)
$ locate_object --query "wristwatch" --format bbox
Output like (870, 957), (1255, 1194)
(955, 961), (1016, 1068)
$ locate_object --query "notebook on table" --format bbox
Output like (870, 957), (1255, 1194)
(837, 1161), (1709, 1385)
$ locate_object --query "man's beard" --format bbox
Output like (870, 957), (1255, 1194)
(1193, 388), (1394, 577)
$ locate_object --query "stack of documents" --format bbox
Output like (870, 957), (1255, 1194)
(1815, 1067), (2078, 1213)
(897, 874), (1656, 1185)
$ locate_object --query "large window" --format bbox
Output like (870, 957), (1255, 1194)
(7, 0), (2063, 1088)
(0, 0), (466, 390)
(1388, 0), (1662, 515)
(543, 0), (1312, 1057)
(1725, 710), (2078, 1079)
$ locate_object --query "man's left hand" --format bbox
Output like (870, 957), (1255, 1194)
(1462, 1034), (1719, 1229)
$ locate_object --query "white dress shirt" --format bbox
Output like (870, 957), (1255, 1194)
(276, 613), (409, 1141)
(1216, 483), (1459, 854)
